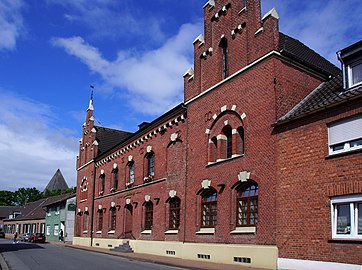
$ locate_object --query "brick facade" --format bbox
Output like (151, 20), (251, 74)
(75, 0), (361, 268)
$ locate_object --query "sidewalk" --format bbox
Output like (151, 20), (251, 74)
(54, 241), (267, 270)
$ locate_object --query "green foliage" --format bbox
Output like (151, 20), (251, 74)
(15, 188), (42, 206)
(0, 190), (16, 206)
(43, 187), (76, 198)
(0, 187), (76, 206)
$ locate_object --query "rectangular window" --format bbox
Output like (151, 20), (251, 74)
(328, 115), (362, 155)
(46, 225), (50, 236)
(331, 195), (362, 240)
(348, 59), (362, 87)
(109, 208), (116, 231)
(54, 225), (59, 236)
(97, 211), (103, 231)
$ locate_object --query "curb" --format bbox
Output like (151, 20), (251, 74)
(0, 253), (9, 270)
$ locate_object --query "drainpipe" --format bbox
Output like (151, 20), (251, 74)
(182, 105), (188, 244)
(90, 161), (96, 247)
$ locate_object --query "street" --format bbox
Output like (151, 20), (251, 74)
(0, 239), (189, 270)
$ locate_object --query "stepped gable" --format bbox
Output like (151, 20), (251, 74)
(276, 74), (362, 124)
(44, 169), (69, 192)
(279, 33), (340, 77)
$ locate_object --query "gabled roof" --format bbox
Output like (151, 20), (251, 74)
(4, 194), (75, 221)
(44, 169), (69, 192)
(0, 206), (22, 219)
(279, 33), (340, 77)
(95, 127), (133, 155)
(276, 75), (362, 124)
(42, 193), (75, 208)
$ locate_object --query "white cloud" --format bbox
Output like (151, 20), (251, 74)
(0, 0), (24, 51)
(0, 90), (78, 191)
(52, 21), (202, 115)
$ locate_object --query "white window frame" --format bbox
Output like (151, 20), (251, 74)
(46, 225), (51, 236)
(330, 194), (362, 240)
(328, 115), (362, 155)
(347, 58), (362, 88)
(54, 224), (59, 236)
(55, 206), (60, 215)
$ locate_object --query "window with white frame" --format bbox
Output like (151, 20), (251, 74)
(46, 225), (50, 235)
(348, 59), (362, 88)
(328, 114), (362, 155)
(331, 194), (362, 240)
(54, 224), (59, 236)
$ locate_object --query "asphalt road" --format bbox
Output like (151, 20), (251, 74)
(0, 238), (189, 270)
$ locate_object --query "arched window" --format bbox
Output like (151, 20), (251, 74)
(97, 210), (103, 231)
(109, 207), (117, 230)
(99, 174), (105, 194)
(169, 198), (181, 230)
(128, 161), (135, 184)
(201, 189), (217, 228)
(223, 125), (233, 158)
(83, 212), (88, 232)
(146, 152), (155, 178)
(144, 202), (153, 230)
(220, 38), (229, 79)
(237, 126), (244, 155)
(237, 182), (258, 226)
(209, 137), (217, 162)
(112, 168), (118, 191)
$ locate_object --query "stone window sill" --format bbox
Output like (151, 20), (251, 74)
(230, 226), (256, 234)
(96, 231), (102, 234)
(108, 230), (115, 234)
(141, 230), (151, 235)
(164, 230), (179, 234)
(196, 228), (215, 235)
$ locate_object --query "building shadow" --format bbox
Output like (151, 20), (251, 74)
(0, 242), (45, 253)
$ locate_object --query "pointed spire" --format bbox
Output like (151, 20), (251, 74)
(87, 85), (94, 111)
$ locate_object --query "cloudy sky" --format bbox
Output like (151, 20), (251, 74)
(0, 0), (361, 191)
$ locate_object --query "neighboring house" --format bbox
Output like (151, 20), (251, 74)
(3, 199), (48, 237)
(0, 206), (22, 233)
(43, 193), (76, 242)
(73, 1), (361, 269)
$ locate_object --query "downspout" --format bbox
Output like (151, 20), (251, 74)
(182, 105), (188, 243)
(90, 160), (96, 247)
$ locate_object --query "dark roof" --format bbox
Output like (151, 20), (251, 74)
(0, 206), (22, 219)
(279, 33), (340, 77)
(95, 103), (186, 161)
(5, 194), (75, 221)
(95, 127), (132, 154)
(276, 75), (362, 124)
(42, 193), (75, 207)
(44, 169), (69, 192)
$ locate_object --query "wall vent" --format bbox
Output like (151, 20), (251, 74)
(166, 250), (176, 255)
(234, 257), (251, 263)
(108, 244), (113, 248)
(95, 243), (99, 246)
(197, 254), (211, 260)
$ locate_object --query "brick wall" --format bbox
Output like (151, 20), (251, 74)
(276, 99), (362, 265)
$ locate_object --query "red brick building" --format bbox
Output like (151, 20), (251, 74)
(74, 1), (362, 269)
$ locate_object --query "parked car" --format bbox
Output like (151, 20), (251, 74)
(20, 232), (32, 242)
(29, 233), (46, 243)
(0, 231), (5, 238)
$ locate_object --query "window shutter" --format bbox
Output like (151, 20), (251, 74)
(328, 115), (362, 145)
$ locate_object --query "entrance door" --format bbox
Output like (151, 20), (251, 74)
(124, 205), (133, 239)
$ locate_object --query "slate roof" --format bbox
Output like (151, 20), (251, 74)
(44, 169), (69, 192)
(276, 75), (362, 124)
(42, 193), (75, 207)
(279, 33), (340, 77)
(95, 126), (132, 155)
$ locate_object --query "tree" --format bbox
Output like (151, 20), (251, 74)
(0, 190), (16, 206)
(14, 188), (42, 206)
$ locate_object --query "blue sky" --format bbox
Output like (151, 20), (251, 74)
(0, 0), (361, 191)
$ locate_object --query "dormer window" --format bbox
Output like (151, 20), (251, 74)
(348, 59), (362, 87)
(338, 40), (362, 89)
